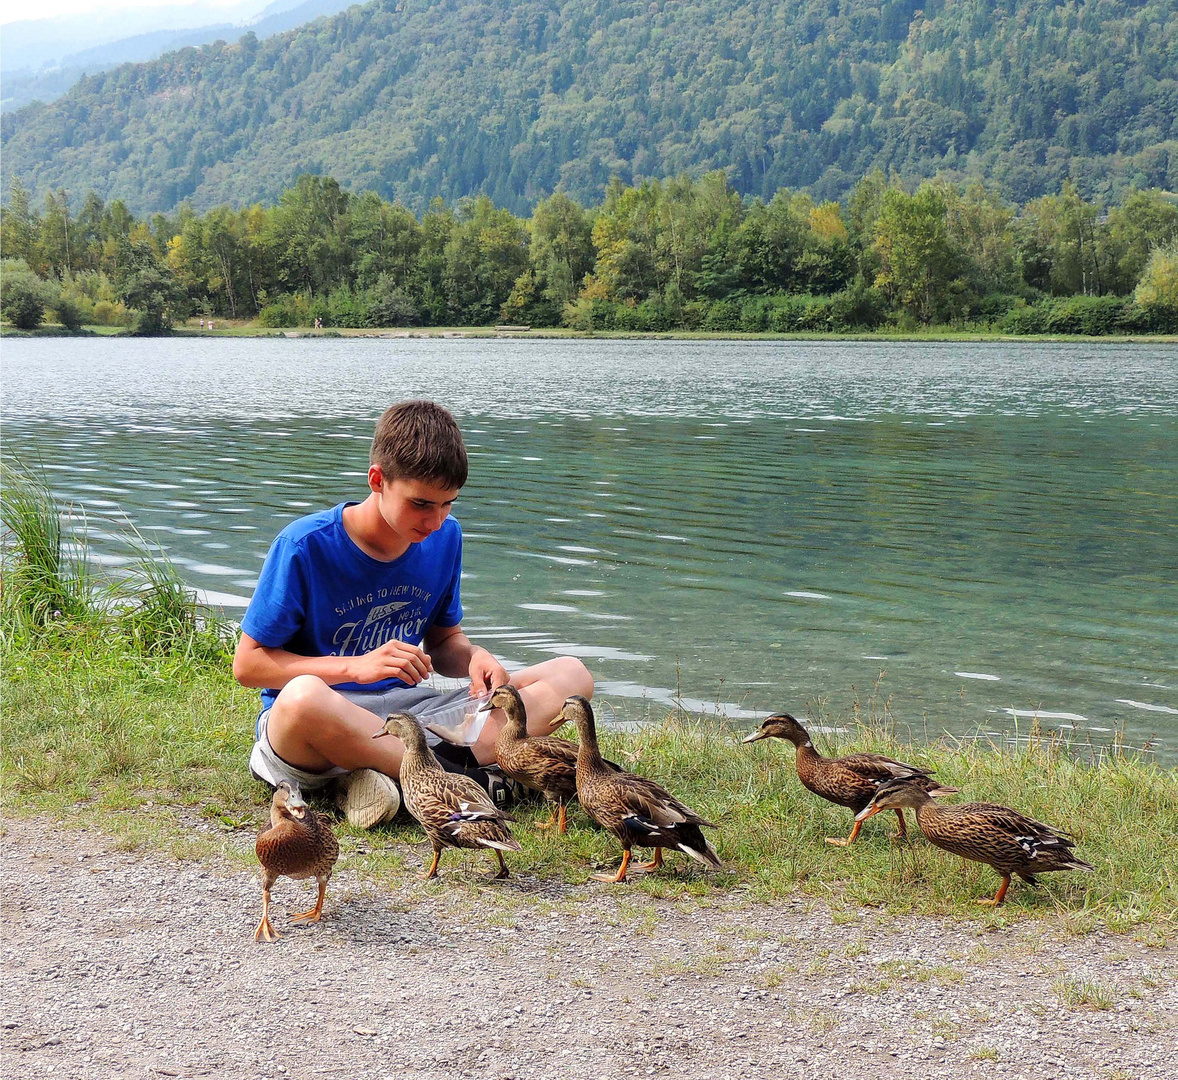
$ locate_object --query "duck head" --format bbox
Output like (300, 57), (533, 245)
(555, 694), (595, 739)
(742, 713), (811, 747)
(373, 711), (429, 752)
(478, 684), (528, 731)
(854, 778), (936, 821)
(272, 780), (307, 821)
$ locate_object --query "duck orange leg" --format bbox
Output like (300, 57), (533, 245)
(826, 818), (863, 847)
(493, 850), (510, 879)
(977, 875), (1011, 907)
(420, 848), (442, 880)
(889, 808), (908, 840)
(535, 803), (563, 831)
(557, 803), (568, 834)
(632, 848), (664, 873)
(254, 887), (280, 942)
(291, 879), (327, 923)
(592, 849), (632, 883)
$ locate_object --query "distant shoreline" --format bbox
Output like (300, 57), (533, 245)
(5, 323), (1178, 345)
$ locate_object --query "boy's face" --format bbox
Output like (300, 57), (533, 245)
(369, 466), (459, 544)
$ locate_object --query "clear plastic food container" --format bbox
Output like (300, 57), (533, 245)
(424, 691), (493, 746)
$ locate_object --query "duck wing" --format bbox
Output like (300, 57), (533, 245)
(837, 752), (933, 782)
(926, 801), (1091, 873)
(427, 772), (521, 851)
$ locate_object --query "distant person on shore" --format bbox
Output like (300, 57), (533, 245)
(233, 400), (594, 827)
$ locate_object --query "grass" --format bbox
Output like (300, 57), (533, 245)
(1053, 977), (1118, 1010)
(2, 467), (1176, 933)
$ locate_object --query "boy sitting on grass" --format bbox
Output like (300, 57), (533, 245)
(233, 399), (594, 827)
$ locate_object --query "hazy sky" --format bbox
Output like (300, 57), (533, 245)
(0, 0), (246, 25)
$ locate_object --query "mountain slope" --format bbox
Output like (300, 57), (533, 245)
(1, 0), (357, 111)
(3, 0), (1176, 215)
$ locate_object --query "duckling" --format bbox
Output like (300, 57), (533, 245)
(856, 778), (1094, 905)
(254, 781), (339, 942)
(743, 712), (953, 845)
(557, 695), (721, 883)
(374, 712), (521, 879)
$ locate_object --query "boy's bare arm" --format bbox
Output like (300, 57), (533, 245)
(425, 624), (510, 694)
(232, 631), (434, 689)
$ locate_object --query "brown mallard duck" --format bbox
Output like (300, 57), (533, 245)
(856, 778), (1095, 905)
(254, 781), (339, 942)
(557, 695), (721, 883)
(484, 684), (579, 833)
(373, 713), (521, 879)
(742, 712), (954, 845)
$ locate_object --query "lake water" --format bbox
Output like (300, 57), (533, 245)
(2, 337), (1176, 761)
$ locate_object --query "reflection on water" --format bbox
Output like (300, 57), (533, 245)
(3, 337), (1176, 761)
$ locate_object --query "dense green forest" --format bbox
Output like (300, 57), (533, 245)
(3, 170), (1176, 334)
(2, 0), (1176, 216)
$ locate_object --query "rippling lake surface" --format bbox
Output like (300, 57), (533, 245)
(3, 337), (1176, 761)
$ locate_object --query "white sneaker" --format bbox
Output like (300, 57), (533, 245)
(335, 769), (401, 829)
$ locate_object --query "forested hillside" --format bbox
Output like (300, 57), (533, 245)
(2, 0), (1176, 216)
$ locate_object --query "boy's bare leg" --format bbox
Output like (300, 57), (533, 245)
(262, 656), (593, 776)
(468, 655), (594, 765)
(265, 675), (408, 776)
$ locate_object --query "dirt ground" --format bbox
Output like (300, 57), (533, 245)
(2, 816), (1174, 1080)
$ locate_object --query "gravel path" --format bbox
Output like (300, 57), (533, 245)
(2, 817), (1174, 1080)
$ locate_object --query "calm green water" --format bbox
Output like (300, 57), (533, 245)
(2, 337), (1176, 760)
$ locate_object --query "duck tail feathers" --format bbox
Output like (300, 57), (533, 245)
(474, 836), (523, 852)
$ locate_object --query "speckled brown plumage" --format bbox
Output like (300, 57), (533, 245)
(374, 712), (520, 879)
(858, 779), (1095, 905)
(557, 695), (721, 883)
(488, 685), (579, 832)
(743, 712), (951, 845)
(254, 781), (339, 942)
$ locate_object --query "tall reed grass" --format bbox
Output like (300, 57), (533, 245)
(1, 458), (231, 660)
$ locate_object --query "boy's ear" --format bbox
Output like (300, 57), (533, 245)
(368, 464), (386, 493)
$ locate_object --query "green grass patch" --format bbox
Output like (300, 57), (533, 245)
(2, 625), (1175, 934)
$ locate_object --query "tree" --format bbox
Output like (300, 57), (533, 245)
(115, 230), (186, 333)
(442, 195), (530, 324)
(1104, 191), (1178, 295)
(1, 258), (57, 329)
(1134, 242), (1178, 308)
(528, 192), (594, 314)
(0, 179), (43, 271)
(873, 184), (967, 323)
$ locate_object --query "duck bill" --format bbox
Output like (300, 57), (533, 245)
(929, 786), (960, 798)
(742, 730), (768, 743)
(372, 729), (390, 740)
(854, 804), (883, 822)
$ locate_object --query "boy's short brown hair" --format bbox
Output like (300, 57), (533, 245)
(371, 401), (468, 488)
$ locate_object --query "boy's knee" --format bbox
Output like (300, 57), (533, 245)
(272, 674), (333, 719)
(556, 656), (594, 698)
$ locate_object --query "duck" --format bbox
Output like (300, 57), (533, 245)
(742, 712), (954, 845)
(373, 712), (521, 879)
(254, 780), (339, 942)
(482, 684), (580, 833)
(855, 778), (1095, 905)
(556, 695), (721, 883)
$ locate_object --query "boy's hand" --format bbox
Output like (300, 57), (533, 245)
(468, 647), (509, 696)
(351, 639), (434, 685)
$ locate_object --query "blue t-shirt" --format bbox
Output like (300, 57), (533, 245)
(241, 503), (464, 711)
